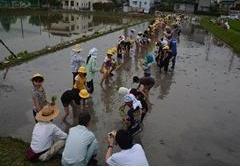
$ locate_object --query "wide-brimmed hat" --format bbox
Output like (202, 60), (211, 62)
(107, 49), (114, 56)
(78, 66), (87, 73)
(72, 44), (82, 52)
(111, 47), (117, 55)
(36, 104), (59, 122)
(79, 89), (90, 99)
(31, 73), (44, 82)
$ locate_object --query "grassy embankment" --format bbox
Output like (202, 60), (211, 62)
(200, 17), (240, 54)
(0, 137), (60, 165)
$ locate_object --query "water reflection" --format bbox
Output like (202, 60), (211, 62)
(0, 13), (134, 59)
(157, 73), (174, 100)
(181, 22), (208, 45)
(0, 15), (18, 32)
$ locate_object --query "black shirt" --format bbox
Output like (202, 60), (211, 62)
(61, 89), (80, 107)
(139, 76), (155, 89)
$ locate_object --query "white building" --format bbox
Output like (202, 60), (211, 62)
(128, 0), (155, 13)
(62, 0), (109, 11)
(46, 14), (93, 36)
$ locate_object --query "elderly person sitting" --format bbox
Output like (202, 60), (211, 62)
(26, 105), (67, 161)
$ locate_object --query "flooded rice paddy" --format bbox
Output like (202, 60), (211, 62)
(0, 19), (240, 165)
(0, 12), (137, 60)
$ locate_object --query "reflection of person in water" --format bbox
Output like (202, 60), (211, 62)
(158, 72), (174, 100)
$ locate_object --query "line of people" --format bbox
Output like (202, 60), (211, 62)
(26, 13), (183, 165)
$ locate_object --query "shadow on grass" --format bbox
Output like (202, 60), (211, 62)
(0, 137), (60, 166)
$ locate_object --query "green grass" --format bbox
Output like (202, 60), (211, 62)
(200, 17), (240, 54)
(0, 137), (60, 165)
(229, 20), (240, 32)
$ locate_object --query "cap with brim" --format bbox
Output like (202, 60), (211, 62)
(79, 89), (90, 99)
(31, 73), (44, 82)
(72, 44), (82, 52)
(36, 105), (59, 122)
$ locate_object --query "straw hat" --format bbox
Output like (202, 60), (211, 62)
(163, 45), (170, 50)
(31, 73), (44, 82)
(72, 44), (82, 52)
(111, 47), (117, 55)
(36, 105), (59, 122)
(107, 49), (113, 56)
(78, 66), (87, 73)
(79, 89), (90, 99)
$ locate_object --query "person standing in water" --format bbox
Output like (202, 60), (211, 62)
(31, 73), (48, 122)
(74, 66), (87, 91)
(71, 44), (85, 85)
(86, 48), (98, 94)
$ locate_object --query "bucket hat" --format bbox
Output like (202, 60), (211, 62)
(78, 66), (87, 73)
(79, 89), (90, 99)
(31, 73), (44, 82)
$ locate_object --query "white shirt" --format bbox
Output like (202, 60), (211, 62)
(107, 144), (149, 166)
(30, 122), (67, 153)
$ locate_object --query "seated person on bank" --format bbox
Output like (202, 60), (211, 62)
(26, 105), (67, 161)
(105, 129), (149, 166)
(61, 112), (98, 166)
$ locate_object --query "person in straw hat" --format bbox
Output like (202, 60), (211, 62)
(71, 44), (85, 85)
(31, 73), (48, 122)
(100, 49), (115, 86)
(79, 88), (90, 107)
(74, 66), (87, 91)
(26, 104), (67, 161)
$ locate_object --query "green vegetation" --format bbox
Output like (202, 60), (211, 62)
(0, 137), (60, 165)
(229, 20), (240, 32)
(200, 17), (240, 54)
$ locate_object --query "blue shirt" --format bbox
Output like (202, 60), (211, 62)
(70, 52), (85, 72)
(170, 39), (177, 55)
(61, 125), (98, 166)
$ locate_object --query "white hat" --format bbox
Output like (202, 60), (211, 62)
(89, 48), (98, 57)
(118, 87), (130, 96)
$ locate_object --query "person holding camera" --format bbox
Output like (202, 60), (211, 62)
(105, 129), (149, 166)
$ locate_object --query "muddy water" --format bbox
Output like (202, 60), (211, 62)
(1, 22), (240, 165)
